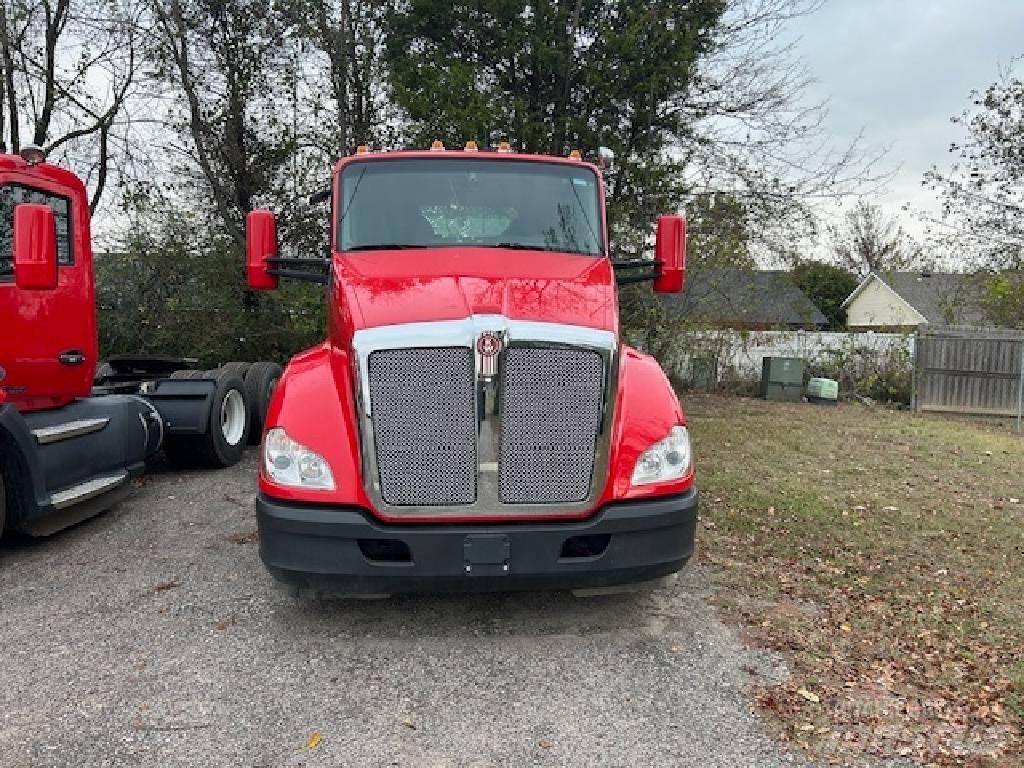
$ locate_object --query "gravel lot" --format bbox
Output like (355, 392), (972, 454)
(1, 451), (811, 767)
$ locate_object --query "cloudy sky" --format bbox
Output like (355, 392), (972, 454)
(786, 0), (1024, 239)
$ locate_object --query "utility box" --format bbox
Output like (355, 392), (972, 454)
(689, 355), (719, 391)
(806, 377), (839, 405)
(760, 357), (804, 402)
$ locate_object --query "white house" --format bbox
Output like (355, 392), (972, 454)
(842, 272), (986, 330)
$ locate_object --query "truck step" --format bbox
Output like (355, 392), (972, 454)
(49, 473), (128, 510)
(32, 417), (110, 445)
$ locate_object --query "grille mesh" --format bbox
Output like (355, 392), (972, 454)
(499, 348), (605, 504)
(368, 347), (476, 506)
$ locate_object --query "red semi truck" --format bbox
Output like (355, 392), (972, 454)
(0, 146), (280, 537)
(246, 143), (698, 595)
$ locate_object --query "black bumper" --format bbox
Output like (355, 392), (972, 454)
(257, 489), (698, 595)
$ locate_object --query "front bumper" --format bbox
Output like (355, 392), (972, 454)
(257, 488), (698, 595)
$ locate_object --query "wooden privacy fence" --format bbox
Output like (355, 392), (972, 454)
(913, 325), (1024, 429)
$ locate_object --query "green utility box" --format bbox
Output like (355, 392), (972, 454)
(760, 357), (805, 402)
(806, 377), (839, 405)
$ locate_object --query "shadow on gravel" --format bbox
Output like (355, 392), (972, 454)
(266, 581), (685, 641)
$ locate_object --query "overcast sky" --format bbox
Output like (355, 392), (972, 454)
(785, 0), (1024, 239)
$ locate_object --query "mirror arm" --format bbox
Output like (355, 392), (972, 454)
(266, 257), (329, 269)
(309, 188), (331, 205)
(265, 257), (330, 285)
(611, 258), (662, 268)
(616, 269), (662, 286)
(266, 268), (330, 285)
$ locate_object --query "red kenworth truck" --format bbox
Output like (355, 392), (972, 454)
(0, 145), (279, 537)
(246, 142), (697, 595)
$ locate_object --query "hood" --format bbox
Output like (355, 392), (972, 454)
(331, 247), (618, 343)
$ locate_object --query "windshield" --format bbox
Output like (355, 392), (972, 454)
(337, 158), (603, 256)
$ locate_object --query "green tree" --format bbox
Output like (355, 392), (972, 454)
(980, 273), (1024, 328)
(386, 0), (726, 253)
(791, 261), (858, 329)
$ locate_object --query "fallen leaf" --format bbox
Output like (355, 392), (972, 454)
(840, 624), (852, 633)
(539, 739), (553, 749)
(797, 688), (820, 703)
(400, 717), (416, 730)
(153, 579), (180, 592)
(305, 731), (321, 750)
(798, 723), (815, 731)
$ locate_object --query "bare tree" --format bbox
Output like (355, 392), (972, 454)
(0, 0), (145, 213)
(925, 60), (1024, 268)
(829, 200), (924, 277)
(150, 0), (296, 242)
(676, 0), (892, 259)
(290, 0), (391, 155)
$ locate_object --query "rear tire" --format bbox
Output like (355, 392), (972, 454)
(221, 361), (251, 379)
(164, 369), (250, 468)
(244, 361), (282, 445)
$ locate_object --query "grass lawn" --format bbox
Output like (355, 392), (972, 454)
(685, 395), (1024, 768)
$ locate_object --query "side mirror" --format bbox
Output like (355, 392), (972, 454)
(653, 215), (686, 294)
(246, 209), (279, 291)
(13, 203), (58, 291)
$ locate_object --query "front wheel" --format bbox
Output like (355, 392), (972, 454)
(164, 369), (250, 468)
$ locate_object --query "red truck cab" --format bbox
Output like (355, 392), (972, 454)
(248, 146), (697, 594)
(0, 149), (269, 537)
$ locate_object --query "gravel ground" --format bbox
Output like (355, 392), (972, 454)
(1, 451), (813, 768)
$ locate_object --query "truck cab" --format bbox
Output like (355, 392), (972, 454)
(247, 145), (697, 595)
(0, 149), (267, 537)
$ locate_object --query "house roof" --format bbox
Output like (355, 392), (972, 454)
(663, 269), (828, 328)
(842, 271), (988, 325)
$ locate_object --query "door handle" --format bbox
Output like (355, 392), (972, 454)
(58, 350), (86, 366)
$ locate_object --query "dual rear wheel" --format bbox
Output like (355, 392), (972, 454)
(164, 361), (281, 468)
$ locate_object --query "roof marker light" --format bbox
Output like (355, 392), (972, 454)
(355, 144), (369, 154)
(430, 140), (444, 151)
(20, 144), (46, 165)
(464, 140), (479, 152)
(568, 149), (582, 160)
(497, 142), (511, 153)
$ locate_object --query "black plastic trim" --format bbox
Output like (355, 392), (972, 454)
(257, 488), (698, 595)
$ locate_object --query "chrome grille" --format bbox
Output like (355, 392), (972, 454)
(499, 347), (605, 504)
(367, 347), (477, 506)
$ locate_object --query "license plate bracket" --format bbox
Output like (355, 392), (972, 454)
(463, 534), (510, 576)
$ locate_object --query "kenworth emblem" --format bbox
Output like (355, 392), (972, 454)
(476, 331), (502, 376)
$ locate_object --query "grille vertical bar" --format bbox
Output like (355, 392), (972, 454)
(499, 348), (605, 504)
(368, 347), (476, 506)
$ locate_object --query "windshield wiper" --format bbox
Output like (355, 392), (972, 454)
(345, 243), (429, 251)
(488, 243), (597, 255)
(489, 243), (560, 251)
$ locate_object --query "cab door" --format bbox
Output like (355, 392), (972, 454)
(0, 176), (97, 411)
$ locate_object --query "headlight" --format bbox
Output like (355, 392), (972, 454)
(631, 425), (692, 486)
(263, 428), (335, 490)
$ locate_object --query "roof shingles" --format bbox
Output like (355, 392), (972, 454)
(663, 269), (828, 329)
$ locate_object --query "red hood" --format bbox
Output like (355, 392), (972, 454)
(330, 247), (618, 342)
